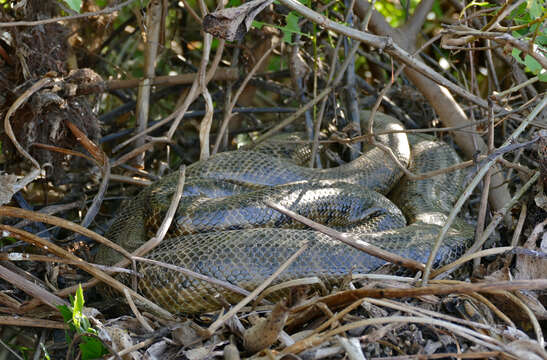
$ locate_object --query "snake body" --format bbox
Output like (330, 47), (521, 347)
(96, 111), (474, 314)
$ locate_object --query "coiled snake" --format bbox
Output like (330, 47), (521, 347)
(96, 111), (474, 314)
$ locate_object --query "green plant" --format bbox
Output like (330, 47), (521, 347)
(509, 0), (546, 81)
(62, 0), (82, 13)
(41, 343), (51, 360)
(253, 10), (309, 44)
(57, 285), (108, 360)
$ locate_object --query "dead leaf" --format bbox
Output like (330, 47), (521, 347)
(171, 320), (203, 347)
(184, 344), (221, 360)
(534, 187), (547, 212)
(290, 48), (310, 92)
(0, 169), (40, 206)
(243, 302), (289, 352)
(203, 0), (274, 41)
(143, 340), (169, 360)
(0, 174), (19, 206)
(512, 220), (547, 320)
(514, 220), (547, 281)
(100, 325), (140, 360)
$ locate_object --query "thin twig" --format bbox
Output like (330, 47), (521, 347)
(136, 166), (185, 250)
(443, 28), (547, 70)
(342, 0), (362, 161)
(252, 85), (334, 146)
(212, 47), (275, 154)
(112, 140), (171, 168)
(287, 279), (547, 338)
(472, 99), (495, 269)
(105, 69), (238, 90)
(0, 337), (25, 360)
(198, 34), (214, 160)
(80, 162), (111, 229)
(134, 0), (163, 167)
(309, 24), (344, 167)
(431, 246), (513, 277)
(503, 291), (544, 347)
(0, 316), (66, 330)
(4, 78), (52, 169)
(123, 288), (154, 332)
(363, 297), (509, 334)
(493, 76), (540, 101)
(511, 203), (527, 247)
(132, 256), (252, 298)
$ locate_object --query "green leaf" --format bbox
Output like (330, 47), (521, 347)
(267, 55), (282, 72)
(57, 304), (75, 344)
(253, 15), (309, 43)
(0, 236), (18, 246)
(80, 336), (108, 360)
(63, 0), (82, 13)
(252, 20), (265, 29)
(283, 11), (300, 43)
(460, 1), (490, 18)
(432, 0), (443, 18)
(375, 1), (405, 27)
(510, 1), (528, 19)
(72, 284), (86, 330)
(57, 286), (108, 359)
(73, 285), (85, 315)
(538, 72), (547, 82)
(524, 55), (542, 74)
(511, 48), (525, 64)
(57, 304), (73, 324)
(528, 0), (542, 19)
(41, 343), (51, 360)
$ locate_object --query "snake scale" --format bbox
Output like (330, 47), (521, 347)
(96, 111), (474, 314)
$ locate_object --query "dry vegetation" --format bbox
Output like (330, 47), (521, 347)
(0, 0), (546, 358)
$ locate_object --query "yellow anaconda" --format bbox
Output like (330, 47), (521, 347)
(96, 111), (474, 314)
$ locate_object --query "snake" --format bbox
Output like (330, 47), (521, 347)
(96, 111), (474, 314)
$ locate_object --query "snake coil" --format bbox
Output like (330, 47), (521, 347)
(96, 111), (474, 314)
